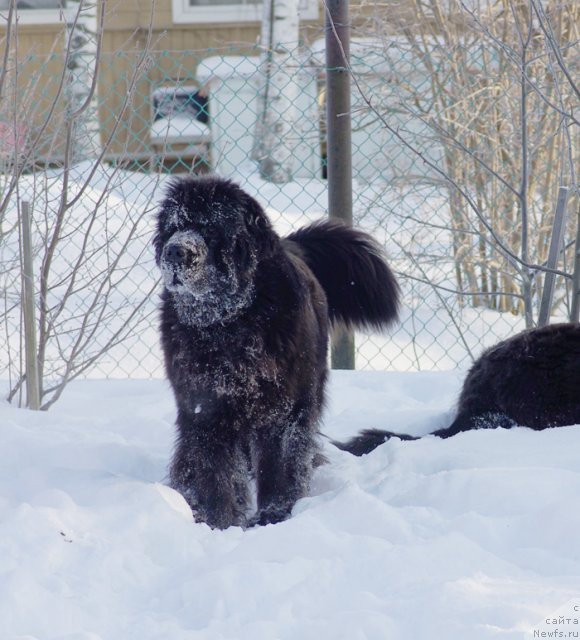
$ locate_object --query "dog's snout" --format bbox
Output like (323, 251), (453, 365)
(162, 232), (207, 275)
(165, 244), (188, 265)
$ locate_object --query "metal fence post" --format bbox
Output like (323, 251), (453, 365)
(538, 186), (569, 327)
(325, 0), (355, 369)
(20, 200), (41, 410)
(571, 201), (580, 323)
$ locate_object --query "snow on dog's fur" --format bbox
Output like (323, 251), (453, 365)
(336, 322), (580, 456)
(154, 176), (399, 529)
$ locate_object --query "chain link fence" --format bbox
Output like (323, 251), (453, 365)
(0, 38), (577, 404)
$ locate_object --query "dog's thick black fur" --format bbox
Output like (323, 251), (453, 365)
(154, 176), (399, 528)
(336, 323), (580, 456)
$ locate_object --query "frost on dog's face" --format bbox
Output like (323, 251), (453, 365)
(154, 180), (267, 327)
(160, 230), (210, 294)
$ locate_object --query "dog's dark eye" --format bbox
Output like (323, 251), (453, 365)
(203, 237), (223, 269)
(233, 236), (249, 269)
(205, 237), (220, 252)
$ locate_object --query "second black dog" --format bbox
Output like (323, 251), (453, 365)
(336, 322), (580, 456)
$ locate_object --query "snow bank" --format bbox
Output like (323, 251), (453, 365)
(1, 372), (579, 639)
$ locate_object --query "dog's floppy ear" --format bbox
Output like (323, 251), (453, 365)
(244, 195), (277, 259)
(152, 203), (170, 265)
(152, 230), (163, 265)
(153, 182), (185, 264)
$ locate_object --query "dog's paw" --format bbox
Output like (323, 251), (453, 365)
(248, 506), (291, 527)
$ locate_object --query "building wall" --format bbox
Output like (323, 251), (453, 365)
(98, 0), (325, 160)
(0, 0), (333, 165)
(101, 0), (324, 46)
(0, 23), (69, 163)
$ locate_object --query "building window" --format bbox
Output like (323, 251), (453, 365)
(0, 0), (67, 24)
(172, 0), (318, 24)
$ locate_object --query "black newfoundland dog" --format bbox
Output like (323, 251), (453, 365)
(154, 176), (399, 529)
(337, 322), (580, 456)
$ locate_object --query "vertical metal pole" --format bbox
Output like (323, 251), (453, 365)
(326, 0), (355, 369)
(21, 200), (41, 410)
(537, 186), (569, 327)
(571, 201), (580, 323)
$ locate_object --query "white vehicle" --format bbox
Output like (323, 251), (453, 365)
(150, 85), (211, 171)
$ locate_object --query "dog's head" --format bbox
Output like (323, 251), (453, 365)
(154, 176), (277, 325)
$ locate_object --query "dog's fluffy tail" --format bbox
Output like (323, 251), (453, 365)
(333, 411), (518, 456)
(332, 428), (419, 456)
(284, 220), (400, 331)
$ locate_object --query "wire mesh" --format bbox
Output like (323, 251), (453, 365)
(0, 39), (577, 401)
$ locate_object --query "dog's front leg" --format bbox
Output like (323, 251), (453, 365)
(169, 416), (250, 530)
(251, 421), (317, 526)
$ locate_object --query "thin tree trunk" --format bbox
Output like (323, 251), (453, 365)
(255, 0), (300, 183)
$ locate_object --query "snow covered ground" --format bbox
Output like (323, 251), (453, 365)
(2, 371), (580, 640)
(1, 162), (578, 638)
